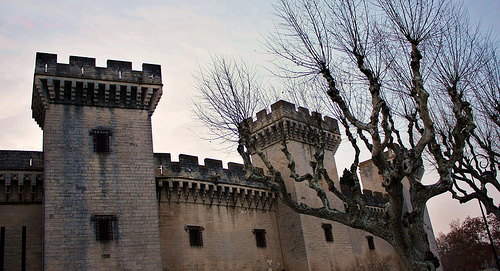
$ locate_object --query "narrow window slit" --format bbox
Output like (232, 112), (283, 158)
(366, 236), (375, 250)
(322, 224), (334, 242)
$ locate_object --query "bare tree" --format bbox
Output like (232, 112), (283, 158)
(191, 54), (267, 143)
(447, 45), (500, 218)
(192, 0), (499, 270)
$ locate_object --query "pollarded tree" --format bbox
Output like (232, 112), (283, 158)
(446, 48), (500, 218)
(191, 0), (499, 270)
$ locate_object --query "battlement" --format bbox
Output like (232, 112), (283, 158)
(0, 150), (43, 171)
(246, 100), (341, 152)
(154, 153), (265, 189)
(32, 53), (163, 128)
(339, 184), (388, 208)
(154, 153), (275, 210)
(0, 151), (44, 203)
(34, 52), (161, 84)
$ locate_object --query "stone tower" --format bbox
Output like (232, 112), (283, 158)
(247, 101), (359, 270)
(31, 53), (163, 270)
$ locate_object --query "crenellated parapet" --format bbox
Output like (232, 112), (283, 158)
(246, 100), (341, 152)
(340, 184), (388, 208)
(340, 183), (388, 219)
(32, 52), (163, 128)
(0, 151), (44, 203)
(154, 153), (276, 210)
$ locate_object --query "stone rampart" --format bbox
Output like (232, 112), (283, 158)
(340, 184), (388, 207)
(246, 100), (341, 152)
(340, 184), (388, 220)
(34, 52), (161, 84)
(0, 151), (43, 203)
(154, 153), (275, 210)
(32, 52), (162, 128)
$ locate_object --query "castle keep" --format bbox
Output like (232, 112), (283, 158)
(0, 53), (438, 270)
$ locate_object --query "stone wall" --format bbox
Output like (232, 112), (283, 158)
(42, 104), (162, 270)
(35, 53), (163, 270)
(0, 52), (445, 270)
(0, 205), (43, 271)
(154, 154), (283, 270)
(158, 196), (283, 270)
(0, 151), (44, 271)
(246, 101), (406, 271)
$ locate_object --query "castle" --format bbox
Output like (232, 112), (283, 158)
(0, 53), (439, 270)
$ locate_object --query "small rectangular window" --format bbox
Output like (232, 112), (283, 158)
(322, 224), (334, 242)
(366, 236), (375, 250)
(185, 226), (203, 247)
(91, 130), (111, 153)
(253, 229), (267, 248)
(92, 215), (116, 243)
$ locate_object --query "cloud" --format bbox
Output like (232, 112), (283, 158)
(0, 0), (498, 236)
(9, 14), (34, 30)
(42, 20), (61, 30)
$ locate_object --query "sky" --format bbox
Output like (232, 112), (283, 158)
(0, 0), (499, 235)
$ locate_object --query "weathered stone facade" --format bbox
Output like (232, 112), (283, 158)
(0, 53), (439, 270)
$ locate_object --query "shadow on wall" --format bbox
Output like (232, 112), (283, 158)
(350, 252), (404, 271)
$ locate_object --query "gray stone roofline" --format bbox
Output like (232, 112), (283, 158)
(0, 150), (259, 188)
(0, 151), (44, 203)
(154, 153), (274, 210)
(154, 153), (265, 189)
(246, 100), (341, 152)
(0, 150), (43, 171)
(339, 183), (389, 208)
(247, 100), (340, 133)
(34, 52), (162, 85)
(0, 150), (270, 204)
(32, 52), (163, 128)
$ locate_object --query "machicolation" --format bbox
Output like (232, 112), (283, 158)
(154, 153), (274, 210)
(32, 53), (163, 128)
(247, 100), (342, 152)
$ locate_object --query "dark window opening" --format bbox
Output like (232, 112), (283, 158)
(97, 84), (108, 104)
(185, 226), (203, 247)
(92, 215), (116, 243)
(366, 236), (375, 250)
(131, 86), (137, 107)
(141, 87), (148, 104)
(91, 130), (111, 153)
(54, 80), (60, 100)
(86, 83), (94, 104)
(120, 85), (127, 105)
(322, 224), (334, 242)
(253, 229), (267, 248)
(64, 81), (72, 101)
(107, 84), (115, 104)
(75, 82), (83, 103)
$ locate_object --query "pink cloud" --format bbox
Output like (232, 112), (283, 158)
(43, 20), (61, 30)
(10, 14), (34, 30)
